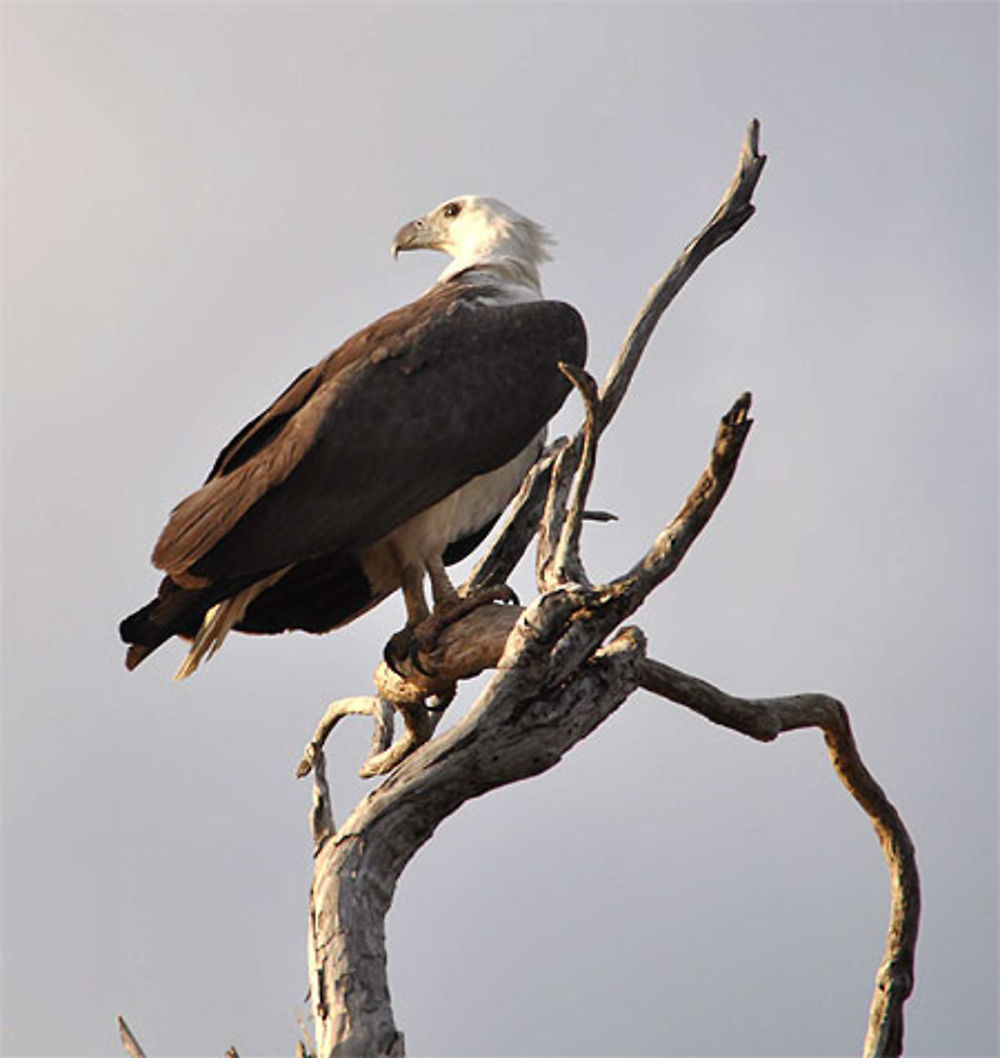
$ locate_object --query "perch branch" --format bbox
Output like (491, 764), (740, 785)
(296, 606), (523, 779)
(300, 116), (920, 1058)
(638, 659), (920, 1058)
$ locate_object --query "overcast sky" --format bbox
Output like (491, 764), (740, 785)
(2, 3), (997, 1056)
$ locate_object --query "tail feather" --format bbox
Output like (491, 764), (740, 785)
(125, 642), (156, 671)
(119, 577), (216, 670)
(173, 570), (287, 680)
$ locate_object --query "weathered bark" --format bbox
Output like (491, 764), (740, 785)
(295, 118), (919, 1058)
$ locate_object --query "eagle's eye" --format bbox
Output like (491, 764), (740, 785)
(442, 201), (462, 219)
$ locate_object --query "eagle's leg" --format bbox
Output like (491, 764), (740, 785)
(383, 561), (432, 675)
(383, 555), (517, 677)
(412, 555), (519, 653)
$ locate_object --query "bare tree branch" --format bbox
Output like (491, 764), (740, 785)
(297, 696), (393, 780)
(117, 1017), (147, 1058)
(598, 118), (766, 431)
(117, 1017), (241, 1058)
(308, 745), (335, 846)
(622, 391), (752, 595)
(537, 364), (600, 591)
(637, 660), (919, 1058)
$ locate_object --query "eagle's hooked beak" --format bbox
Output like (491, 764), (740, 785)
(391, 217), (434, 260)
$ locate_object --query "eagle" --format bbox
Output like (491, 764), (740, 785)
(119, 196), (587, 678)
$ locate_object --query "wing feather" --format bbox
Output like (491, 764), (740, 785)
(205, 367), (323, 481)
(153, 283), (586, 586)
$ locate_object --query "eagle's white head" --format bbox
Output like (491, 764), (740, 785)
(392, 195), (554, 296)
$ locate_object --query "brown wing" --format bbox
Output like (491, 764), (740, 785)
(204, 367), (324, 481)
(153, 283), (586, 587)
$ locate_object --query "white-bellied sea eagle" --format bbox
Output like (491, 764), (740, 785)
(119, 196), (587, 678)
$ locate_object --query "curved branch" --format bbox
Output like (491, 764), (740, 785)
(297, 696), (394, 780)
(638, 659), (919, 1058)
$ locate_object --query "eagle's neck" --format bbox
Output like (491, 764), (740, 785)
(438, 259), (543, 301)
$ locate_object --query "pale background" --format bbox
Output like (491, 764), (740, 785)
(2, 3), (996, 1056)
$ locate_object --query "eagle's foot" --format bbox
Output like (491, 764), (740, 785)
(383, 620), (447, 679)
(383, 626), (433, 678)
(383, 585), (519, 679)
(410, 584), (520, 668)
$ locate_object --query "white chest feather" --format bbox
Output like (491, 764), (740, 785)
(449, 431), (544, 538)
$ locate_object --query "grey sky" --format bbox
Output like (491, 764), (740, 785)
(2, 3), (997, 1056)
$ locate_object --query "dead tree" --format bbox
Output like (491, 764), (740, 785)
(119, 121), (918, 1058)
(293, 120), (920, 1058)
